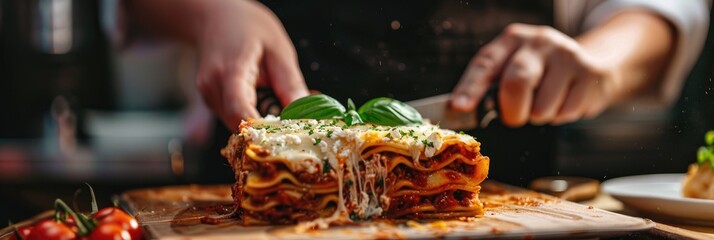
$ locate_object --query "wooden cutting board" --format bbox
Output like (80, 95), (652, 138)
(118, 180), (654, 239)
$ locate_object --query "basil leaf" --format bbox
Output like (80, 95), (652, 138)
(344, 98), (363, 126)
(698, 131), (714, 169)
(280, 94), (346, 120)
(358, 97), (423, 126)
(697, 146), (709, 164)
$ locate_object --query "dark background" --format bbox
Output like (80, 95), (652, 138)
(0, 0), (712, 223)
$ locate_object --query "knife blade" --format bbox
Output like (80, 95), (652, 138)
(406, 87), (499, 131)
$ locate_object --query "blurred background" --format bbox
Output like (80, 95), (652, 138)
(0, 0), (712, 222)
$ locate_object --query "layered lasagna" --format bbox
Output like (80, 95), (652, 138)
(221, 116), (489, 227)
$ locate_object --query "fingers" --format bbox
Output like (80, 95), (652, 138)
(552, 74), (597, 125)
(264, 44), (309, 107)
(498, 47), (545, 127)
(197, 46), (263, 131)
(221, 53), (262, 130)
(196, 64), (224, 120)
(451, 36), (518, 111)
(530, 53), (575, 125)
(467, 23), (612, 127)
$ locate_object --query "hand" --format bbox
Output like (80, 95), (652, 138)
(451, 23), (619, 127)
(195, 0), (309, 130)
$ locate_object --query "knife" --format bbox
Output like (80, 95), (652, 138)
(406, 87), (499, 131)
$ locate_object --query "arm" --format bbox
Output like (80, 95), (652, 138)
(450, 10), (677, 127)
(575, 10), (675, 117)
(125, 0), (309, 130)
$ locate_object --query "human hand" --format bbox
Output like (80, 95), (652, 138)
(195, 0), (309, 130)
(450, 23), (620, 127)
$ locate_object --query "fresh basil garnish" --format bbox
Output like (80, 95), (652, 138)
(358, 97), (423, 126)
(697, 130), (714, 170)
(280, 94), (422, 127)
(344, 98), (363, 126)
(280, 94), (345, 120)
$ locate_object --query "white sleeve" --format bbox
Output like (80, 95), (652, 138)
(582, 0), (711, 105)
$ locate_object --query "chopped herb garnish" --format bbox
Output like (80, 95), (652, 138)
(344, 179), (353, 188)
(421, 139), (434, 147)
(385, 132), (392, 138)
(327, 130), (334, 138)
(303, 125), (311, 130)
(459, 131), (465, 134)
(399, 130), (407, 136)
(313, 138), (322, 145)
(349, 213), (362, 222)
(408, 129), (415, 137)
(323, 159), (331, 173)
(308, 129), (314, 135)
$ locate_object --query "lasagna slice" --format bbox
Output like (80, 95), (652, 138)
(221, 116), (489, 226)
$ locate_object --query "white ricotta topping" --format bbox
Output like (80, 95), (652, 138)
(424, 131), (443, 158)
(285, 134), (302, 145)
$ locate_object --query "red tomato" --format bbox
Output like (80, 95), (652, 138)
(88, 224), (130, 240)
(93, 208), (142, 240)
(11, 225), (33, 240)
(63, 214), (79, 232)
(26, 219), (76, 240)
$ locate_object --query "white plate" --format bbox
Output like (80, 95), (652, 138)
(602, 173), (714, 226)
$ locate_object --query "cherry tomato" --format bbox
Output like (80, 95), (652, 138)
(26, 219), (76, 240)
(12, 225), (33, 240)
(63, 214), (79, 232)
(88, 224), (130, 240)
(93, 208), (142, 240)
